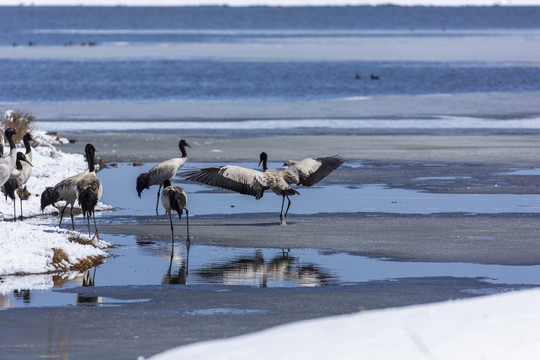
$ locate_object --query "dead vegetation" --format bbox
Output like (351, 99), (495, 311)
(1, 109), (35, 143)
(51, 248), (70, 271)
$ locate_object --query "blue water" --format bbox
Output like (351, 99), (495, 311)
(1, 6), (540, 102)
(1, 59), (540, 102)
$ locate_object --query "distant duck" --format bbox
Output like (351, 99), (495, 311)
(28, 41), (36, 47)
(41, 144), (94, 229)
(161, 179), (190, 245)
(370, 74), (380, 80)
(137, 139), (192, 215)
(77, 144), (102, 238)
(355, 74), (361, 80)
(0, 128), (18, 188)
(4, 152), (33, 221)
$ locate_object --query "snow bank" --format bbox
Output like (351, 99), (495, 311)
(1, 114), (112, 284)
(148, 288), (540, 360)
(0, 221), (110, 276)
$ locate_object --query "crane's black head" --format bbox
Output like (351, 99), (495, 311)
(258, 152), (268, 167)
(85, 143), (97, 157)
(163, 179), (172, 188)
(179, 139), (192, 149)
(15, 152), (32, 169)
(23, 133), (33, 142)
(178, 139), (192, 157)
(41, 187), (60, 211)
(4, 128), (16, 138)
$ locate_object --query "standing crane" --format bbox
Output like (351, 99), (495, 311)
(77, 144), (102, 238)
(0, 128), (18, 188)
(4, 152), (33, 220)
(161, 179), (190, 245)
(137, 139), (192, 215)
(4, 133), (33, 220)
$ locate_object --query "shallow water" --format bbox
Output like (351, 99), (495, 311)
(3, 232), (540, 309)
(3, 160), (540, 309)
(99, 162), (540, 219)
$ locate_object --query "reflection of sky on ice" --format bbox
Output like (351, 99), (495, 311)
(3, 233), (540, 309)
(98, 163), (540, 218)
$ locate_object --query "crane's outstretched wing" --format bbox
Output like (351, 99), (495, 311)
(183, 165), (268, 199)
(286, 155), (344, 186)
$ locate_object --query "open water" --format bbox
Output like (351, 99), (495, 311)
(1, 6), (540, 102)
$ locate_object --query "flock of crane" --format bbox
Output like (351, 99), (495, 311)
(1, 128), (343, 245)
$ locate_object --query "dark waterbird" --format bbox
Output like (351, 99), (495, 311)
(161, 179), (190, 245)
(137, 139), (191, 215)
(3, 152), (33, 221)
(41, 144), (96, 230)
(183, 152), (343, 225)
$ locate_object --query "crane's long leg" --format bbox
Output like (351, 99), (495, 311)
(279, 195), (286, 225)
(13, 199), (16, 222)
(59, 203), (68, 228)
(87, 215), (91, 237)
(155, 184), (162, 215)
(93, 211), (99, 239)
(284, 195), (292, 218)
(19, 195), (23, 221)
(185, 209), (190, 241)
(168, 210), (175, 245)
(70, 204), (75, 231)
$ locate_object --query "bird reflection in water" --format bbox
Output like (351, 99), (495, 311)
(163, 240), (191, 285)
(196, 249), (335, 288)
(77, 269), (102, 305)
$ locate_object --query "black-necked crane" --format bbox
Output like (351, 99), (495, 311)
(0, 128), (18, 188)
(4, 133), (33, 220)
(183, 152), (343, 225)
(137, 139), (192, 215)
(4, 152), (33, 221)
(77, 144), (102, 238)
(40, 143), (94, 229)
(161, 179), (190, 246)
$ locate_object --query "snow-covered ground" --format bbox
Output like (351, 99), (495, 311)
(1, 113), (111, 290)
(148, 288), (540, 360)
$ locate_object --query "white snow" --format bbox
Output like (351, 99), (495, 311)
(148, 288), (540, 360)
(0, 220), (110, 277)
(1, 112), (112, 287)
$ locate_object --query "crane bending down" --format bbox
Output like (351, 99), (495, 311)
(4, 133), (33, 220)
(137, 139), (192, 215)
(183, 152), (343, 225)
(161, 179), (190, 245)
(77, 144), (103, 238)
(40, 144), (94, 229)
(4, 152), (33, 220)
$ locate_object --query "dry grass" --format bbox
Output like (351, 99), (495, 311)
(71, 255), (107, 272)
(51, 248), (70, 271)
(1, 109), (35, 143)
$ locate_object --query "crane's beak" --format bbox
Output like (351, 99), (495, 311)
(23, 159), (33, 167)
(186, 142), (192, 149)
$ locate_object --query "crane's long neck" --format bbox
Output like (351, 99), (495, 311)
(180, 144), (188, 158)
(23, 136), (31, 154)
(6, 132), (16, 154)
(261, 158), (268, 172)
(86, 150), (96, 173)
